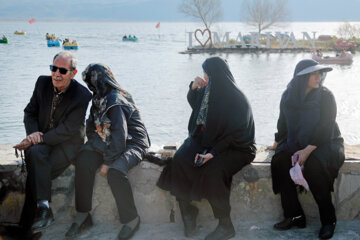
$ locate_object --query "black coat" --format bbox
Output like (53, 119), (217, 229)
(24, 76), (92, 160)
(275, 87), (345, 183)
(187, 57), (256, 155)
(84, 104), (150, 168)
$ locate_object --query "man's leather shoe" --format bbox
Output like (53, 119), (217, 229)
(273, 215), (306, 230)
(65, 213), (93, 239)
(118, 216), (140, 240)
(319, 222), (336, 239)
(31, 206), (54, 232)
(205, 223), (235, 240)
(180, 204), (198, 237)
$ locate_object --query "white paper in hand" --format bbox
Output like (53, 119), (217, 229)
(289, 162), (309, 191)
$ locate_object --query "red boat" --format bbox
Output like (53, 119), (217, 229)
(334, 39), (356, 51)
(312, 51), (353, 65)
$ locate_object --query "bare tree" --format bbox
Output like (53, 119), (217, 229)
(242, 0), (289, 33)
(179, 0), (222, 31)
(337, 21), (360, 39)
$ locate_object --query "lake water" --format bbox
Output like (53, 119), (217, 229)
(0, 21), (359, 147)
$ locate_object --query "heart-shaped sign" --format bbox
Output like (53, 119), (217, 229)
(195, 29), (211, 47)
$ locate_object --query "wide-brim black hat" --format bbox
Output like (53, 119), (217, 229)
(296, 61), (332, 76)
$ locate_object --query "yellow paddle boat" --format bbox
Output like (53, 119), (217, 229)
(63, 40), (78, 50)
(46, 33), (57, 40)
(14, 30), (26, 35)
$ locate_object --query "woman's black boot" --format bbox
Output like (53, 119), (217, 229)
(178, 200), (199, 237)
(205, 217), (235, 240)
(319, 222), (336, 239)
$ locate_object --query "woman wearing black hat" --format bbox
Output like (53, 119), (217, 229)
(269, 59), (345, 239)
(157, 57), (256, 240)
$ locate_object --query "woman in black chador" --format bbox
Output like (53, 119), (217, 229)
(65, 63), (150, 240)
(157, 57), (256, 240)
(269, 59), (345, 239)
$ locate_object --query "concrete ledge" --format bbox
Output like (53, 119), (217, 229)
(1, 145), (360, 226)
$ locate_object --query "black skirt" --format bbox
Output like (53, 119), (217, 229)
(157, 137), (255, 202)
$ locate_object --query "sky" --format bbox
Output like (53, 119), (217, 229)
(0, 0), (360, 22)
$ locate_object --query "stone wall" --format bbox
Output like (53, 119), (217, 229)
(1, 145), (360, 226)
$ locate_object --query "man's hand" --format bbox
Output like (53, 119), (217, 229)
(26, 132), (43, 145)
(13, 138), (32, 150)
(99, 164), (110, 177)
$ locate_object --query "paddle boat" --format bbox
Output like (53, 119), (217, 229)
(122, 35), (138, 42)
(63, 40), (78, 50)
(47, 38), (61, 47)
(312, 51), (353, 65)
(46, 33), (57, 40)
(14, 30), (26, 35)
(0, 36), (8, 44)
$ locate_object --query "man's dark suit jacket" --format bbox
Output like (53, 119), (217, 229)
(24, 76), (92, 160)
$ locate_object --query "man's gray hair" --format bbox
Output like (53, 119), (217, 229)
(53, 51), (78, 70)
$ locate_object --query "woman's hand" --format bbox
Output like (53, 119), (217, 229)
(194, 153), (214, 166)
(267, 141), (278, 150)
(99, 164), (110, 177)
(192, 77), (208, 90)
(292, 145), (317, 166)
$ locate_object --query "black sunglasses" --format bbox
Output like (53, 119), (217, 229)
(50, 65), (72, 75)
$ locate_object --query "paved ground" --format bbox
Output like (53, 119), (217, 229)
(2, 220), (359, 240)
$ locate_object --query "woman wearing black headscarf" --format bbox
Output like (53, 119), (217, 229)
(157, 57), (256, 240)
(65, 63), (150, 240)
(269, 59), (345, 239)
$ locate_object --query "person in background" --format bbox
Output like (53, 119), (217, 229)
(14, 51), (92, 238)
(269, 59), (345, 239)
(65, 63), (150, 240)
(156, 57), (256, 240)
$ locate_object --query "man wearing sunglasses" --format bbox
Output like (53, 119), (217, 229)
(14, 51), (92, 238)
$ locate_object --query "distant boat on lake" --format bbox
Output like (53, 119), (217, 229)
(63, 39), (78, 50)
(122, 35), (138, 42)
(312, 51), (353, 65)
(0, 36), (8, 44)
(14, 30), (26, 35)
(47, 39), (61, 47)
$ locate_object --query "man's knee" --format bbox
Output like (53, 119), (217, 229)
(26, 144), (50, 164)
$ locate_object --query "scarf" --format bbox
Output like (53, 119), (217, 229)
(82, 63), (135, 144)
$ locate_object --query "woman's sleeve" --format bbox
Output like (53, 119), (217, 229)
(103, 105), (128, 166)
(275, 106), (287, 142)
(86, 109), (97, 140)
(309, 90), (337, 146)
(212, 135), (233, 155)
(187, 81), (201, 109)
